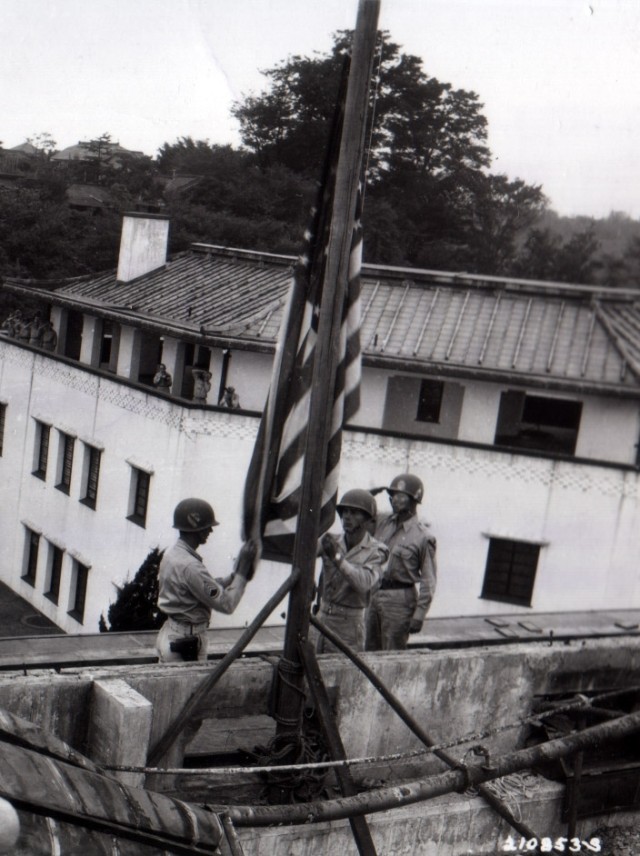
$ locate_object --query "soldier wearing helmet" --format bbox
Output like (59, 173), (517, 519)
(155, 498), (257, 663)
(315, 489), (388, 654)
(366, 473), (437, 651)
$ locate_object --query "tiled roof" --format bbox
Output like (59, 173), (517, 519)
(54, 244), (640, 393)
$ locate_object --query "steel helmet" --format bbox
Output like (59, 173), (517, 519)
(387, 474), (424, 503)
(336, 489), (377, 520)
(173, 498), (219, 531)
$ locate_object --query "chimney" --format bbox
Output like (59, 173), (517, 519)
(116, 212), (170, 283)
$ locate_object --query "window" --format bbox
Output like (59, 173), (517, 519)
(416, 379), (444, 423)
(33, 421), (51, 479)
(128, 467), (151, 527)
(56, 432), (75, 494)
(382, 375), (464, 439)
(68, 560), (89, 623)
(481, 538), (540, 607)
(22, 528), (40, 587)
(81, 445), (102, 509)
(45, 543), (64, 604)
(494, 391), (582, 455)
(0, 403), (6, 456)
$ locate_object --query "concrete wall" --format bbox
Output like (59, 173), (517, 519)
(0, 638), (637, 854)
(1, 339), (640, 633)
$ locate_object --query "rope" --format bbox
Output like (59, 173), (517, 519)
(105, 685), (640, 776)
(361, 37), (383, 204)
(478, 772), (545, 822)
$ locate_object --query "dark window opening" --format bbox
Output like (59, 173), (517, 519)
(128, 468), (151, 528)
(99, 320), (113, 365)
(181, 343), (196, 398)
(81, 445), (101, 509)
(68, 561), (89, 623)
(56, 433), (75, 494)
(481, 537), (540, 607)
(46, 545), (63, 604)
(63, 310), (84, 361)
(416, 379), (444, 423)
(22, 528), (40, 587)
(0, 403), (6, 456)
(33, 422), (50, 479)
(494, 391), (582, 455)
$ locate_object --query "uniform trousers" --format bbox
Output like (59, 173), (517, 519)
(156, 617), (209, 663)
(366, 587), (416, 651)
(316, 603), (366, 654)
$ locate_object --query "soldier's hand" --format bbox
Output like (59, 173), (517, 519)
(409, 618), (423, 634)
(320, 533), (338, 560)
(235, 540), (258, 581)
(369, 486), (387, 496)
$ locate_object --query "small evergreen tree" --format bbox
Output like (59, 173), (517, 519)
(99, 547), (165, 632)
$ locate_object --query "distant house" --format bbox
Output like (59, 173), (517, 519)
(1, 212), (639, 633)
(65, 184), (114, 213)
(52, 141), (145, 167)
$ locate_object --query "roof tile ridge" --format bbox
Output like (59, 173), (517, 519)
(592, 299), (640, 383)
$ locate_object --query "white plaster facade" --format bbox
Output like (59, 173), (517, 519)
(1, 334), (639, 634)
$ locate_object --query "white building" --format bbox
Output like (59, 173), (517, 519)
(1, 212), (640, 633)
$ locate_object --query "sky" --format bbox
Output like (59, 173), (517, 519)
(1, 0), (639, 220)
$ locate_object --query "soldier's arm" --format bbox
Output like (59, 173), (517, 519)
(411, 535), (437, 629)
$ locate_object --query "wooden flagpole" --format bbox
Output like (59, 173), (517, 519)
(272, 0), (380, 737)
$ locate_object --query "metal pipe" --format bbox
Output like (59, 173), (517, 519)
(310, 616), (539, 840)
(224, 708), (640, 827)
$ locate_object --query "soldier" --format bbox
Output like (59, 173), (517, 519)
(366, 474), (437, 651)
(315, 489), (388, 653)
(192, 368), (212, 403)
(153, 363), (172, 391)
(218, 386), (240, 409)
(41, 320), (58, 352)
(155, 498), (257, 663)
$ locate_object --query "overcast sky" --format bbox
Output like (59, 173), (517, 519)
(2, 0), (639, 219)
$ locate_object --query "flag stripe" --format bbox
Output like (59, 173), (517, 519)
(242, 58), (364, 563)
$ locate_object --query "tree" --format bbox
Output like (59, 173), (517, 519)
(233, 31), (491, 181)
(232, 30), (543, 273)
(99, 547), (165, 632)
(26, 132), (58, 159)
(512, 225), (602, 284)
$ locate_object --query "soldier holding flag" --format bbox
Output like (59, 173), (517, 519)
(315, 489), (388, 653)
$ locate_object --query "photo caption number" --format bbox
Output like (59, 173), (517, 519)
(501, 837), (601, 853)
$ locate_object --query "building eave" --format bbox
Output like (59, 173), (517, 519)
(5, 278), (640, 399)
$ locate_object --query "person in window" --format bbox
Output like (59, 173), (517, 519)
(153, 363), (172, 391)
(315, 489), (388, 654)
(366, 473), (437, 651)
(28, 313), (44, 347)
(41, 321), (58, 352)
(192, 368), (212, 403)
(155, 498), (257, 663)
(219, 386), (241, 409)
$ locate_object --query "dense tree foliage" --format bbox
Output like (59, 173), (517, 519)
(1, 31), (639, 288)
(99, 547), (165, 632)
(233, 31), (545, 272)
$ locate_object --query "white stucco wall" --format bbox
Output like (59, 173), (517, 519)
(224, 349), (273, 411)
(1, 339), (639, 635)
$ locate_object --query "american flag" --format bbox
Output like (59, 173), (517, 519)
(242, 73), (363, 563)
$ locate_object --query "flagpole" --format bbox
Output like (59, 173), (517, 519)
(273, 0), (381, 738)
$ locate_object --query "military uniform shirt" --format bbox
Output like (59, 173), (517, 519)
(375, 513), (437, 623)
(318, 531), (388, 609)
(157, 539), (247, 625)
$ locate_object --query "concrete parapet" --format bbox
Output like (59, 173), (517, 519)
(86, 678), (152, 787)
